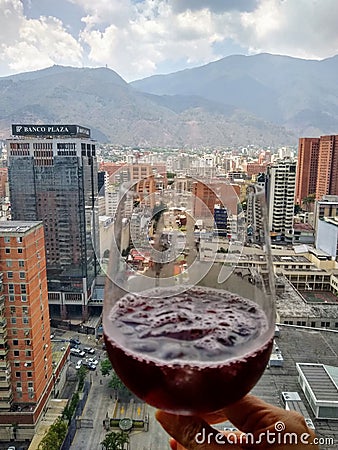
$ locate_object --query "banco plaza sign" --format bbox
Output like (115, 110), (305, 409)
(12, 124), (91, 138)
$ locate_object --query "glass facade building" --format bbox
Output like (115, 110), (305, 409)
(7, 126), (99, 319)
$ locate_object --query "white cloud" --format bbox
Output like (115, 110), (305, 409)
(1, 0), (338, 79)
(78, 0), (226, 80)
(240, 0), (338, 59)
(0, 0), (83, 74)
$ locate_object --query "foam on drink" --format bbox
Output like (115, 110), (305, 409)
(107, 286), (270, 364)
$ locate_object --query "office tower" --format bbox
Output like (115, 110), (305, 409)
(295, 137), (320, 205)
(7, 125), (99, 319)
(0, 222), (52, 438)
(316, 135), (338, 200)
(266, 160), (296, 242)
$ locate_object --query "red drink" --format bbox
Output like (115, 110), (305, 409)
(104, 286), (273, 415)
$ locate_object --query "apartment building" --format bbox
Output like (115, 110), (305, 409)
(296, 135), (338, 205)
(266, 160), (296, 242)
(295, 137), (320, 205)
(0, 221), (53, 440)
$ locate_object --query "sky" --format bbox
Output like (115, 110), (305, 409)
(1, 0), (338, 82)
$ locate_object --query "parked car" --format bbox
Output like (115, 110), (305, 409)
(70, 348), (80, 356)
(70, 348), (85, 357)
(75, 360), (82, 370)
(70, 337), (80, 345)
(83, 347), (95, 354)
(83, 361), (96, 370)
(86, 357), (99, 365)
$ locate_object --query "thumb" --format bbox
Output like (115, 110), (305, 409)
(156, 410), (242, 450)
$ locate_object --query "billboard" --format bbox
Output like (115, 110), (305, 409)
(12, 124), (91, 138)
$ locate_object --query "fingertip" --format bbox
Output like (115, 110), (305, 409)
(169, 437), (177, 450)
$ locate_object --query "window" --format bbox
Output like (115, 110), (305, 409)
(11, 317), (16, 324)
(5, 248), (10, 254)
(25, 339), (31, 345)
(22, 307), (28, 314)
(321, 321), (330, 327)
(14, 350), (19, 357)
(17, 236), (22, 243)
(15, 371), (21, 378)
(17, 248), (23, 254)
(311, 322), (316, 327)
(20, 284), (26, 293)
(10, 306), (15, 314)
(14, 361), (20, 367)
(19, 260), (24, 267)
(19, 272), (25, 279)
(9, 295), (15, 302)
(25, 350), (31, 357)
(4, 236), (10, 243)
(13, 340), (18, 346)
(22, 317), (29, 324)
(6, 260), (12, 267)
(21, 295), (27, 302)
(7, 271), (13, 279)
(8, 283), (14, 293)
(27, 372), (32, 378)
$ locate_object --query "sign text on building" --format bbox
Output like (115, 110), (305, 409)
(12, 124), (91, 138)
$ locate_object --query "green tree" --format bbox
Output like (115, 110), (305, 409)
(101, 430), (129, 449)
(101, 358), (112, 376)
(302, 193), (316, 211)
(77, 365), (87, 391)
(38, 417), (67, 450)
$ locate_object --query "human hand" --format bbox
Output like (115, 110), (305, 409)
(156, 394), (319, 449)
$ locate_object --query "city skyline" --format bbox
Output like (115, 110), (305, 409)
(1, 1), (338, 81)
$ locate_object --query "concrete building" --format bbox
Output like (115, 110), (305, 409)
(0, 222), (53, 440)
(316, 217), (338, 261)
(7, 124), (99, 320)
(266, 160), (296, 242)
(313, 195), (338, 231)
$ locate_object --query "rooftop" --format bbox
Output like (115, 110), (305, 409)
(0, 221), (43, 234)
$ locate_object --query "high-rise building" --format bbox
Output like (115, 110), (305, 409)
(0, 221), (53, 439)
(266, 160), (296, 241)
(296, 135), (338, 205)
(316, 135), (338, 200)
(7, 124), (99, 319)
(295, 137), (320, 205)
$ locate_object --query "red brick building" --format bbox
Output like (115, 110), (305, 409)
(0, 222), (53, 440)
(296, 135), (338, 206)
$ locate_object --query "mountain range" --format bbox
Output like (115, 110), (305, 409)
(1, 53), (338, 147)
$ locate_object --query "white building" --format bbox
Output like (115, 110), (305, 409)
(266, 160), (296, 242)
(316, 217), (338, 260)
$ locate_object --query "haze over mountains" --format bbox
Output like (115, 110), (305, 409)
(1, 53), (338, 147)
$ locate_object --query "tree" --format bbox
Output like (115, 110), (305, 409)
(101, 358), (112, 376)
(38, 417), (67, 450)
(108, 371), (131, 399)
(302, 193), (315, 211)
(101, 430), (129, 449)
(109, 372), (125, 391)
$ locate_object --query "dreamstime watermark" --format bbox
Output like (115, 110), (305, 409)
(195, 421), (335, 446)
